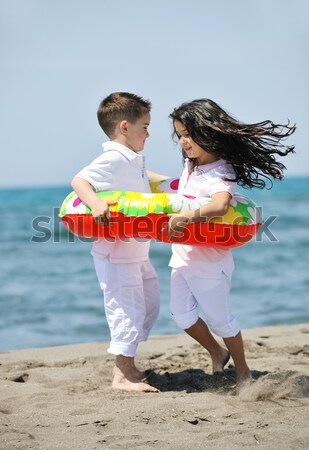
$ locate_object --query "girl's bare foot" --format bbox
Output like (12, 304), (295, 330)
(236, 369), (252, 387)
(212, 348), (230, 375)
(184, 319), (230, 376)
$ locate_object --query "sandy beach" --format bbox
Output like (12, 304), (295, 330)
(0, 323), (308, 450)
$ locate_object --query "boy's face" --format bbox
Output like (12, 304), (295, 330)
(123, 113), (150, 152)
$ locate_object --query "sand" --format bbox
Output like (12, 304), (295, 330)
(0, 323), (308, 450)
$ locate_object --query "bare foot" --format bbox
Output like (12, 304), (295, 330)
(112, 378), (159, 392)
(112, 368), (159, 393)
(212, 348), (230, 375)
(133, 366), (146, 381)
(121, 364), (152, 381)
(111, 355), (159, 392)
(236, 369), (252, 388)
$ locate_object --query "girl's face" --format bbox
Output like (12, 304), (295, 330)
(174, 119), (219, 165)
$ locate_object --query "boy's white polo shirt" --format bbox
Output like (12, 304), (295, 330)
(169, 159), (237, 279)
(76, 141), (149, 192)
(75, 141), (151, 263)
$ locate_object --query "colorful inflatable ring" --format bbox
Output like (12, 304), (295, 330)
(59, 179), (261, 248)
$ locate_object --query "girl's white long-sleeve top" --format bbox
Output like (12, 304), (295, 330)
(169, 159), (237, 279)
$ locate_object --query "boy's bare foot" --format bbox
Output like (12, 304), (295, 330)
(133, 366), (146, 380)
(112, 367), (159, 392)
(112, 378), (159, 392)
(212, 348), (230, 375)
(112, 356), (159, 392)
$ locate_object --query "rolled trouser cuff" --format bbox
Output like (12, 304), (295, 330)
(107, 341), (138, 357)
(208, 317), (240, 338)
(171, 307), (199, 330)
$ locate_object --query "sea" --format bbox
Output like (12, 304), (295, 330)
(0, 177), (308, 351)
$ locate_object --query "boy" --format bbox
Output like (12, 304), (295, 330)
(71, 92), (160, 392)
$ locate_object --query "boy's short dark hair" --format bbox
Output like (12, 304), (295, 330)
(97, 92), (151, 137)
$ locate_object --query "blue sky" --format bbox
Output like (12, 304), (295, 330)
(1, 0), (308, 187)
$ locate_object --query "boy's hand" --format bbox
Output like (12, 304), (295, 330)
(160, 213), (191, 241)
(92, 200), (117, 226)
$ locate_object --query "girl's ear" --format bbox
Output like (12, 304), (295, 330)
(119, 120), (128, 135)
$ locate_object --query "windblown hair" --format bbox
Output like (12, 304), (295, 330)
(97, 92), (151, 138)
(170, 98), (296, 189)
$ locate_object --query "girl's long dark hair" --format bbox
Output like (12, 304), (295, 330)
(170, 98), (296, 189)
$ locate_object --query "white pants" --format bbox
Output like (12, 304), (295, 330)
(93, 257), (160, 357)
(170, 269), (240, 338)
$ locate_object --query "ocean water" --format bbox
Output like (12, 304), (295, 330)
(0, 177), (308, 351)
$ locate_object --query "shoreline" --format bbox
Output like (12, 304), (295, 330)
(1, 323), (308, 450)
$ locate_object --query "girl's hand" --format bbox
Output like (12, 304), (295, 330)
(161, 213), (191, 241)
(159, 192), (232, 241)
(92, 200), (117, 226)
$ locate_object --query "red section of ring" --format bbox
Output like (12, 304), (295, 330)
(61, 212), (261, 249)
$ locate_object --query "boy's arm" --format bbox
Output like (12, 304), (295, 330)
(146, 170), (170, 181)
(71, 176), (116, 224)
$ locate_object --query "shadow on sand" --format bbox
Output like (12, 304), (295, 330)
(146, 366), (269, 393)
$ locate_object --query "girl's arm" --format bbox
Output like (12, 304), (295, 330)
(164, 191), (231, 240)
(71, 176), (116, 224)
(147, 170), (170, 181)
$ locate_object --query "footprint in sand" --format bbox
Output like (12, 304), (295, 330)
(11, 373), (29, 383)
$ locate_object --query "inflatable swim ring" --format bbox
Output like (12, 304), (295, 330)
(59, 179), (261, 248)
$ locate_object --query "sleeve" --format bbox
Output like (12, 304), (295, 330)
(75, 151), (126, 192)
(207, 178), (236, 197)
(207, 165), (237, 197)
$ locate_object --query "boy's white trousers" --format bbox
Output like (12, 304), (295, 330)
(93, 257), (160, 357)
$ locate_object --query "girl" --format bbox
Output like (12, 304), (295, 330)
(164, 98), (295, 386)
